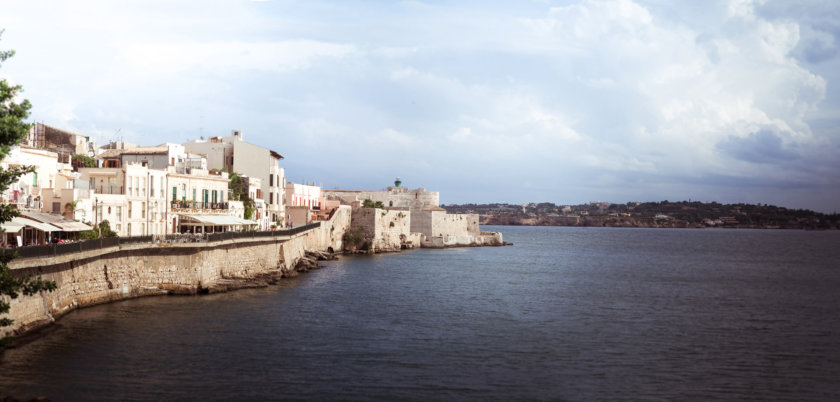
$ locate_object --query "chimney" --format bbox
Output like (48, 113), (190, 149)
(232, 130), (243, 140)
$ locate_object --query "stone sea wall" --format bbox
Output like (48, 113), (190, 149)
(0, 206), (352, 338)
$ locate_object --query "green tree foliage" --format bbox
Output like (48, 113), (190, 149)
(78, 219), (118, 240)
(72, 153), (96, 168)
(0, 30), (58, 345)
(228, 172), (244, 201)
(362, 199), (385, 209)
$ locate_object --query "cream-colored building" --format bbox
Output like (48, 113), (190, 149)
(0, 146), (60, 211)
(285, 182), (323, 209)
(183, 130), (285, 225)
(78, 164), (168, 236)
(40, 171), (95, 223)
(166, 166), (247, 233)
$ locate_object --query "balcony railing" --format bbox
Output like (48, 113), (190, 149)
(170, 201), (230, 210)
(96, 185), (124, 195)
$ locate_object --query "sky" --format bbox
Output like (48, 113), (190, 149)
(1, 0), (839, 212)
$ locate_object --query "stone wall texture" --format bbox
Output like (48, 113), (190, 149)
(0, 206), (352, 338)
(348, 207), (413, 252)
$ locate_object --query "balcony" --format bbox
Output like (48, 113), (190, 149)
(170, 200), (230, 212)
(95, 185), (124, 195)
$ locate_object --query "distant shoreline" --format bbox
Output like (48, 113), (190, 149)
(477, 217), (837, 230)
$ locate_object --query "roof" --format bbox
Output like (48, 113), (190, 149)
(95, 146), (169, 159)
(20, 212), (93, 232)
(1, 219), (26, 233)
(269, 150), (284, 160)
(14, 217), (59, 232)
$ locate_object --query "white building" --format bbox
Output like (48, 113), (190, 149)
(183, 130), (285, 225)
(0, 146), (60, 211)
(78, 164), (168, 236)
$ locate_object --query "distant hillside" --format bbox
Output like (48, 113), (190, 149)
(443, 201), (840, 230)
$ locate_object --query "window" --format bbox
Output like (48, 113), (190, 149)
(129, 202), (133, 219)
(192, 188), (196, 202)
(269, 192), (273, 205)
(142, 202), (146, 219)
(52, 202), (60, 213)
(116, 206), (122, 220)
(33, 172), (38, 187)
(161, 177), (165, 198)
(108, 206), (112, 214)
(269, 174), (273, 187)
(172, 186), (177, 201)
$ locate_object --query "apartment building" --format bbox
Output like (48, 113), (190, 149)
(183, 130), (285, 225)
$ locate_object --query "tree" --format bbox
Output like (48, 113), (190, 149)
(72, 153), (96, 168)
(362, 199), (384, 209)
(0, 30), (57, 346)
(228, 172), (244, 201)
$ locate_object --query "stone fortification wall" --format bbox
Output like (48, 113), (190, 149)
(1, 207), (353, 338)
(348, 207), (415, 252)
(412, 210), (478, 237)
(412, 210), (504, 247)
(323, 187), (439, 210)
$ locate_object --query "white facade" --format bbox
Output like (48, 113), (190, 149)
(285, 182), (322, 209)
(78, 164), (168, 236)
(183, 131), (285, 225)
(0, 146), (59, 211)
(166, 167), (231, 233)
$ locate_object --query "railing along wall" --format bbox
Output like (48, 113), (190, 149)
(3, 223), (322, 261)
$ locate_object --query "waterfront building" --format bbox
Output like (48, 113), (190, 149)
(166, 164), (255, 234)
(40, 170), (94, 222)
(183, 130), (286, 225)
(0, 146), (60, 212)
(78, 164), (168, 236)
(322, 182), (439, 211)
(284, 181), (325, 227)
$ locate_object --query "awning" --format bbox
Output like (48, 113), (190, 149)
(1, 219), (26, 233)
(19, 211), (92, 232)
(179, 214), (257, 226)
(15, 217), (60, 232)
(50, 221), (94, 232)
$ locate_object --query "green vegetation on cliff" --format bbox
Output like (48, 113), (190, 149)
(444, 200), (840, 230)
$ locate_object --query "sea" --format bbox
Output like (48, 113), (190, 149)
(1, 226), (839, 401)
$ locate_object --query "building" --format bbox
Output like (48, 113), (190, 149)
(23, 122), (95, 163)
(284, 181), (325, 227)
(0, 146), (60, 211)
(40, 170), (94, 222)
(95, 143), (204, 170)
(166, 164), (254, 234)
(183, 130), (285, 225)
(322, 182), (439, 211)
(78, 164), (168, 236)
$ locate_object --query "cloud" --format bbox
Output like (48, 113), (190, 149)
(2, 0), (839, 211)
(716, 129), (800, 164)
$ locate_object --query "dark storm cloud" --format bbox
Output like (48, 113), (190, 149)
(716, 129), (800, 165)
